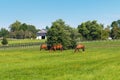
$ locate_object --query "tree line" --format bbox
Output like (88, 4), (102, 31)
(0, 20), (38, 39)
(46, 19), (120, 49)
(0, 19), (120, 46)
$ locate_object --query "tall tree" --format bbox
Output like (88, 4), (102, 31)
(27, 25), (37, 38)
(101, 25), (110, 40)
(9, 20), (21, 39)
(70, 28), (81, 48)
(78, 20), (103, 40)
(111, 20), (120, 39)
(9, 21), (37, 39)
(47, 19), (78, 49)
(19, 23), (28, 31)
(9, 20), (21, 32)
(0, 28), (9, 37)
(78, 22), (89, 40)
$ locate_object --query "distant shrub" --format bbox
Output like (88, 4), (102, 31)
(1, 37), (8, 45)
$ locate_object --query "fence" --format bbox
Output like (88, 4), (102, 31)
(1, 39), (120, 50)
(0, 42), (44, 50)
(80, 39), (120, 43)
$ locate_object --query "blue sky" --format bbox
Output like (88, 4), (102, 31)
(0, 0), (120, 29)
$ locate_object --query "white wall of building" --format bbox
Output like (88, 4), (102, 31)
(36, 36), (42, 39)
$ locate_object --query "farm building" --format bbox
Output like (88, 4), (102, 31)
(36, 29), (47, 39)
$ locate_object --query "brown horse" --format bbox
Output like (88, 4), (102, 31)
(50, 44), (63, 51)
(40, 44), (47, 50)
(74, 44), (85, 52)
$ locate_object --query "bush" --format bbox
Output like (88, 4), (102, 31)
(1, 37), (8, 45)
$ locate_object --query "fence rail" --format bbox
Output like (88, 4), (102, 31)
(1, 39), (120, 50)
(0, 42), (44, 50)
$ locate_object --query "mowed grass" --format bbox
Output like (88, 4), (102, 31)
(0, 39), (45, 45)
(0, 41), (120, 80)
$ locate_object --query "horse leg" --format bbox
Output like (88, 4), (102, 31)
(49, 47), (52, 52)
(78, 49), (79, 52)
(74, 48), (77, 53)
(60, 48), (63, 52)
(53, 47), (56, 51)
(54, 48), (56, 51)
(49, 47), (53, 53)
(61, 48), (63, 51)
(82, 48), (85, 51)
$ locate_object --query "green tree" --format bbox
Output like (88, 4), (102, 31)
(19, 23), (28, 31)
(70, 28), (81, 48)
(101, 26), (110, 40)
(27, 25), (37, 38)
(24, 30), (32, 38)
(9, 20), (21, 39)
(47, 19), (76, 49)
(1, 37), (8, 45)
(78, 20), (103, 40)
(9, 20), (21, 32)
(0, 28), (9, 37)
(9, 21), (37, 39)
(78, 22), (89, 40)
(111, 20), (120, 39)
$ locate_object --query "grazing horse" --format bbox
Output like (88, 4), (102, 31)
(40, 44), (47, 50)
(74, 44), (85, 52)
(50, 44), (63, 51)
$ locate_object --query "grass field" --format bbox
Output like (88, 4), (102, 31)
(8, 39), (45, 44)
(0, 40), (120, 80)
(0, 39), (45, 45)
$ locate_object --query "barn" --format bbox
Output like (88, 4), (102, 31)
(36, 29), (47, 39)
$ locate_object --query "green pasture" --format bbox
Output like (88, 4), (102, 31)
(0, 39), (45, 45)
(0, 40), (120, 80)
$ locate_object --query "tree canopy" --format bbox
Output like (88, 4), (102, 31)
(47, 19), (80, 49)
(1, 19), (120, 42)
(110, 20), (120, 39)
(0, 28), (9, 37)
(78, 20), (104, 40)
(9, 21), (37, 39)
